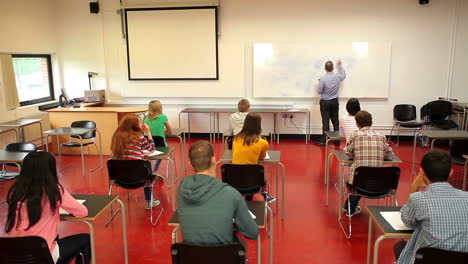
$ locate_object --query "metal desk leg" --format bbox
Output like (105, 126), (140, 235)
(38, 122), (44, 149)
(116, 199), (129, 264)
(430, 139), (437, 149)
(172, 226), (180, 244)
(411, 132), (421, 177)
(275, 113), (279, 144)
(217, 113), (220, 141)
(45, 134), (50, 152)
(464, 159), (467, 191)
(275, 164), (279, 209)
(266, 205), (273, 264)
(367, 216), (373, 264)
(373, 235), (387, 264)
(324, 136), (331, 184)
(187, 113), (191, 139)
(57, 135), (63, 170)
(258, 231), (262, 264)
(337, 162), (345, 216)
(169, 157), (176, 210)
(65, 220), (96, 264)
(325, 152), (334, 206)
(278, 162), (286, 220)
(209, 113), (213, 143)
(77, 135), (85, 176)
(90, 130), (104, 172)
(177, 135), (185, 176)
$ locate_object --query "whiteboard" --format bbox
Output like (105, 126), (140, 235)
(253, 42), (391, 98)
(125, 7), (218, 80)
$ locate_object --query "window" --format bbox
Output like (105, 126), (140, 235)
(12, 54), (54, 106)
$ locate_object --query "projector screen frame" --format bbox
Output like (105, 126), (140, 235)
(124, 6), (219, 81)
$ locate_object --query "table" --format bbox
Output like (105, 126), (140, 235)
(325, 150), (402, 213)
(166, 128), (186, 175)
(411, 130), (468, 176)
(453, 103), (468, 130)
(0, 127), (19, 143)
(61, 194), (128, 264)
(179, 107), (311, 144)
(0, 118), (44, 147)
(44, 127), (103, 176)
(215, 150), (286, 219)
(0, 150), (29, 179)
(367, 206), (413, 264)
(145, 146), (177, 210)
(464, 155), (468, 191)
(323, 131), (345, 185)
(168, 201), (273, 264)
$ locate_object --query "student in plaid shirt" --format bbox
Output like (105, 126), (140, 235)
(343, 110), (394, 215)
(394, 150), (468, 264)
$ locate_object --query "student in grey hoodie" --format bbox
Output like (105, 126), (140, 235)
(229, 99), (250, 135)
(177, 140), (258, 246)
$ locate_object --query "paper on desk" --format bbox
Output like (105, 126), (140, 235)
(60, 200), (86, 215)
(249, 210), (256, 219)
(264, 152), (270, 160)
(380, 212), (413, 231)
(288, 109), (299, 112)
(143, 150), (164, 156)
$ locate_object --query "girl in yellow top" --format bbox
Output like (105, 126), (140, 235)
(232, 113), (275, 202)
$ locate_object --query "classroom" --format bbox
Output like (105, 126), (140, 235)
(0, 0), (468, 263)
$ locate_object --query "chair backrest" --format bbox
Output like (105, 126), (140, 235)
(394, 104), (417, 122)
(171, 243), (246, 264)
(352, 167), (400, 197)
(0, 236), (54, 264)
(152, 136), (166, 147)
(5, 143), (37, 152)
(71, 120), (96, 139)
(426, 100), (453, 120)
(221, 164), (265, 196)
(107, 159), (152, 188)
(414, 247), (468, 264)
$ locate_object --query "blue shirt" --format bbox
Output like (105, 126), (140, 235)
(397, 182), (468, 264)
(317, 66), (346, 100)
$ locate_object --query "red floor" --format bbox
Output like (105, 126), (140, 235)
(0, 138), (465, 264)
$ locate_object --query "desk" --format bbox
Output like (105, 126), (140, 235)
(453, 103), (468, 130)
(326, 150), (402, 213)
(168, 201), (273, 264)
(0, 119), (44, 147)
(179, 107), (311, 144)
(323, 131), (345, 185)
(145, 146), (177, 210)
(464, 155), (468, 191)
(61, 194), (128, 264)
(0, 150), (29, 179)
(166, 128), (186, 175)
(215, 150), (286, 220)
(411, 130), (468, 176)
(44, 127), (103, 176)
(0, 127), (19, 143)
(367, 206), (412, 264)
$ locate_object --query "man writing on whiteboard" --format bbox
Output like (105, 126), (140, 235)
(316, 60), (346, 146)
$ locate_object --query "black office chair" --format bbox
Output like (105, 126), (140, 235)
(61, 120), (102, 171)
(171, 243), (246, 264)
(421, 100), (458, 130)
(107, 159), (163, 226)
(414, 247), (468, 264)
(1, 143), (37, 181)
(388, 104), (422, 146)
(0, 236), (54, 264)
(339, 166), (401, 239)
(221, 164), (265, 200)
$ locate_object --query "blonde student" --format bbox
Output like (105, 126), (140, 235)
(144, 100), (172, 172)
(229, 99), (250, 135)
(232, 112), (275, 202)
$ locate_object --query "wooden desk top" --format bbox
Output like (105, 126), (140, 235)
(166, 128), (185, 138)
(144, 146), (174, 160)
(332, 150), (402, 164)
(0, 150), (29, 163)
(0, 118), (42, 127)
(367, 206), (413, 237)
(454, 103), (468, 109)
(46, 106), (147, 113)
(0, 127), (17, 134)
(325, 131), (345, 140)
(419, 130), (468, 139)
(219, 150), (281, 163)
(61, 194), (118, 221)
(463, 155), (468, 160)
(43, 127), (95, 136)
(169, 201), (266, 228)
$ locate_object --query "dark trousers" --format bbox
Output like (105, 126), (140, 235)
(394, 241), (407, 260)
(57, 233), (91, 264)
(319, 98), (339, 140)
(344, 194), (361, 213)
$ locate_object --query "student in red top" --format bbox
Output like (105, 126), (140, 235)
(5, 151), (90, 264)
(110, 114), (160, 209)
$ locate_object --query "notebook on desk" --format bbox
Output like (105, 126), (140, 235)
(380, 211), (413, 231)
(60, 200), (86, 215)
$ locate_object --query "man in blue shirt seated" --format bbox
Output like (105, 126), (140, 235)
(395, 149), (468, 264)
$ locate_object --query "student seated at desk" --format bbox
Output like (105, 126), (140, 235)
(110, 114), (160, 210)
(343, 110), (394, 216)
(5, 152), (90, 264)
(177, 140), (258, 247)
(232, 112), (275, 203)
(143, 100), (172, 174)
(394, 150), (468, 264)
(339, 98), (360, 143)
(229, 99), (250, 135)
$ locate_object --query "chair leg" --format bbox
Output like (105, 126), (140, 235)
(338, 194), (352, 239)
(149, 184), (163, 226)
(396, 125), (401, 147)
(388, 124), (396, 144)
(106, 184), (121, 227)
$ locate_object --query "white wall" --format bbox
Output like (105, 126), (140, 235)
(0, 0), (60, 123)
(450, 0), (468, 102)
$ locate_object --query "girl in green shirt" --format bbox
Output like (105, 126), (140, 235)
(144, 100), (172, 172)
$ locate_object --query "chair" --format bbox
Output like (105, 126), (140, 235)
(60, 120), (102, 172)
(221, 164), (265, 199)
(421, 100), (458, 130)
(388, 104), (422, 146)
(339, 166), (400, 239)
(1, 143), (37, 181)
(170, 243), (246, 264)
(414, 247), (468, 264)
(0, 236), (54, 264)
(107, 159), (163, 225)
